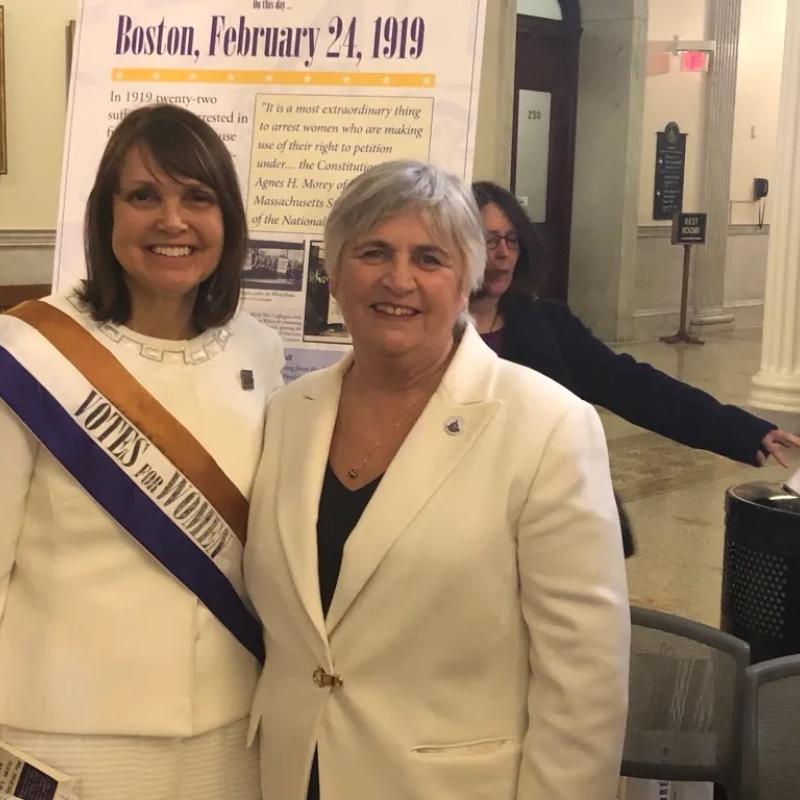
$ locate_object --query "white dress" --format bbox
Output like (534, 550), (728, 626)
(0, 291), (284, 800)
(0, 721), (260, 799)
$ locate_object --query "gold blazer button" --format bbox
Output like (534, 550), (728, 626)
(313, 666), (343, 688)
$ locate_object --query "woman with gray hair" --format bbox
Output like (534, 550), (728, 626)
(245, 159), (630, 800)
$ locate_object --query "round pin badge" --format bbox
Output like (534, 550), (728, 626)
(444, 416), (465, 435)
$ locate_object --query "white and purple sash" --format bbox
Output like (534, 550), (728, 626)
(0, 300), (264, 663)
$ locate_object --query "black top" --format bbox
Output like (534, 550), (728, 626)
(317, 463), (383, 615)
(308, 464), (382, 800)
(498, 292), (774, 466)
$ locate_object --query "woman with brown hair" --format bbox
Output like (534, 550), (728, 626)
(0, 104), (283, 799)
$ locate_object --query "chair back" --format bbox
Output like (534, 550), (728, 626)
(740, 654), (800, 800)
(622, 606), (750, 800)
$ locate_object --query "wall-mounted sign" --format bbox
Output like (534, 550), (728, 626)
(671, 212), (707, 245)
(653, 121), (687, 220)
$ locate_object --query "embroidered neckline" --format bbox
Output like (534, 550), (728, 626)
(67, 293), (233, 366)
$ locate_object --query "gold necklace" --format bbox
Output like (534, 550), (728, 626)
(345, 366), (446, 481)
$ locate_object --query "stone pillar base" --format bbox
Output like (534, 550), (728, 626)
(691, 310), (736, 331)
(750, 372), (800, 414)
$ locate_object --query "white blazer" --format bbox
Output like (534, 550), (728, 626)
(245, 325), (630, 800)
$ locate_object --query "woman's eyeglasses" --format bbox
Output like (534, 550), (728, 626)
(485, 232), (520, 250)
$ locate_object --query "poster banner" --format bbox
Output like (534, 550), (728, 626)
(54, 0), (486, 379)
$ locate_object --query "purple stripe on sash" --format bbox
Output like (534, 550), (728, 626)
(0, 346), (264, 664)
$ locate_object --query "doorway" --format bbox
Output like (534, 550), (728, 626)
(511, 0), (581, 300)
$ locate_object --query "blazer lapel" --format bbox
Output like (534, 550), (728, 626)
(325, 327), (501, 634)
(276, 353), (352, 647)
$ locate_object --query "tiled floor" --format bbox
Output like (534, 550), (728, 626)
(601, 327), (800, 627)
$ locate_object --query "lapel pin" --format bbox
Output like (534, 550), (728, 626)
(240, 369), (255, 390)
(444, 416), (465, 435)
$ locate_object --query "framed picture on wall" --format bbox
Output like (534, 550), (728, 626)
(0, 6), (7, 175)
(66, 19), (76, 97)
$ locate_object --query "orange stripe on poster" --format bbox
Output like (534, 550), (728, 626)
(111, 68), (436, 88)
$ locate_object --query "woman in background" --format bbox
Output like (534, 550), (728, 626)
(470, 181), (800, 553)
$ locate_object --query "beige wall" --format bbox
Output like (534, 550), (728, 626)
(639, 0), (709, 225)
(729, 0), (786, 225)
(639, 0), (786, 227)
(0, 0), (75, 230)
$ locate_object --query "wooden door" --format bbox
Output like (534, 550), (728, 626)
(511, 2), (581, 300)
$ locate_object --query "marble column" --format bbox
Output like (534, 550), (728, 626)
(749, 1), (800, 414)
(568, 0), (648, 341)
(472, 0), (515, 184)
(690, 0), (741, 330)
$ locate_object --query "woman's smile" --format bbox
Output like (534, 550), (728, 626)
(371, 302), (420, 318)
(146, 245), (196, 258)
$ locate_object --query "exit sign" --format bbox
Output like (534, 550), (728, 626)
(680, 51), (709, 72)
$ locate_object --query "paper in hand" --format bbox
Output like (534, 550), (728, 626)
(784, 465), (800, 496)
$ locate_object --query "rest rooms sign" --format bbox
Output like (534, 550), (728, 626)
(671, 213), (707, 245)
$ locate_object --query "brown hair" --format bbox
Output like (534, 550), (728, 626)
(79, 104), (247, 330)
(471, 181), (548, 297)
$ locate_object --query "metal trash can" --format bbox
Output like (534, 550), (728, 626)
(721, 482), (800, 664)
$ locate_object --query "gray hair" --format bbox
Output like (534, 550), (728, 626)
(323, 160), (486, 293)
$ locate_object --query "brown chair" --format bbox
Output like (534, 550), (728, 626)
(0, 283), (50, 313)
